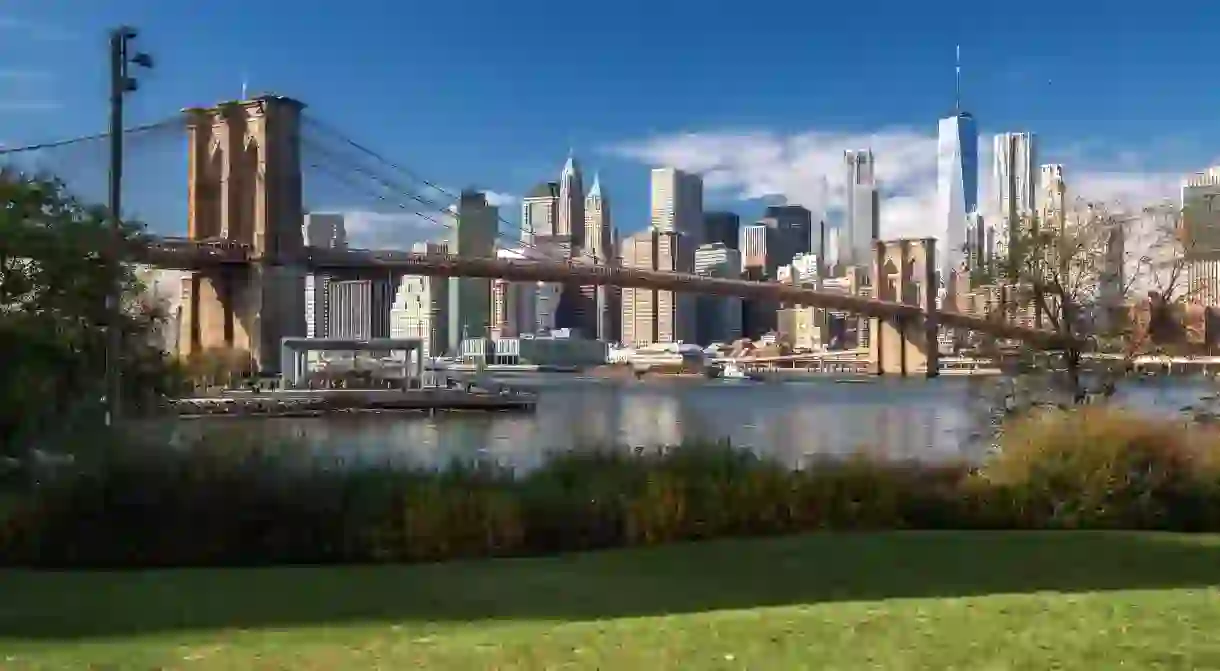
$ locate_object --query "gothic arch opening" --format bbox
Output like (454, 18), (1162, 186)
(882, 258), (899, 301)
(236, 133), (260, 247)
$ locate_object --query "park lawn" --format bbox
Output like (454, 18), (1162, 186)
(3, 532), (1220, 670)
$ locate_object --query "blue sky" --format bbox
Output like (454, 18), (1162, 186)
(2, 0), (1219, 247)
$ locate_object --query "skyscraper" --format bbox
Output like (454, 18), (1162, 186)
(583, 173), (612, 263)
(936, 46), (979, 280)
(762, 204), (814, 266)
(329, 279), (393, 341)
(620, 230), (695, 345)
(520, 181), (559, 246)
(553, 155), (591, 334)
(447, 191), (498, 353)
(302, 213), (347, 339)
(937, 112), (979, 280)
(843, 150), (879, 266)
(557, 153), (585, 248)
(694, 242), (743, 344)
(650, 167), (704, 242)
(583, 173), (618, 341)
(640, 167), (702, 343)
(520, 180), (564, 334)
(1040, 164), (1067, 223)
(703, 211), (740, 249)
(391, 241), (450, 360)
(993, 132), (1038, 239)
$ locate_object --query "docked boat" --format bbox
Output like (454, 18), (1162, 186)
(719, 361), (760, 381)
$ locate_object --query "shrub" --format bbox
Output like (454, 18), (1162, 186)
(981, 407), (1220, 531)
(6, 409), (1220, 569)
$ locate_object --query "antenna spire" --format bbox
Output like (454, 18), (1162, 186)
(954, 45), (962, 114)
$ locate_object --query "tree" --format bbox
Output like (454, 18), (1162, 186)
(973, 196), (1195, 406)
(0, 170), (179, 456)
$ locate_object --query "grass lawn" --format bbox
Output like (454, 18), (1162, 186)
(4, 532), (1220, 670)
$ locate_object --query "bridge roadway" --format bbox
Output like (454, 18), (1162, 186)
(137, 238), (1065, 348)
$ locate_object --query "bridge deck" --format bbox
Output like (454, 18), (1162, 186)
(135, 240), (1064, 347)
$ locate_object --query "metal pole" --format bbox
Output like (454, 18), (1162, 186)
(102, 26), (152, 427)
(104, 29), (127, 427)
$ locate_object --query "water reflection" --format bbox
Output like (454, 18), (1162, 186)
(169, 375), (1216, 470)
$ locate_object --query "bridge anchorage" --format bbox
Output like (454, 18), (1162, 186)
(150, 94), (1057, 376)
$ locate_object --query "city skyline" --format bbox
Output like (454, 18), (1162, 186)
(0, 3), (1206, 253)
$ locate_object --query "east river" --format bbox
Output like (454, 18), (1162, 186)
(174, 374), (1218, 470)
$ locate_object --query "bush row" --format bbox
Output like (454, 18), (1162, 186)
(4, 407), (1220, 567)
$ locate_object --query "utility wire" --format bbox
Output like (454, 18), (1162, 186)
(0, 117), (183, 156)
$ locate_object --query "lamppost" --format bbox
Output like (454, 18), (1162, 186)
(104, 26), (154, 427)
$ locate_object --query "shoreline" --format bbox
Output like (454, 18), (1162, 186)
(169, 389), (537, 417)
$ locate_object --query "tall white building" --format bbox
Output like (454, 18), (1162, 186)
(843, 150), (879, 266)
(621, 229), (696, 345)
(640, 168), (701, 344)
(936, 111), (979, 281)
(650, 167), (704, 242)
(993, 132), (1038, 236)
(390, 241), (450, 360)
(302, 213), (347, 339)
(557, 153), (585, 249)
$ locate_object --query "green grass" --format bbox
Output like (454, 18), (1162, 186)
(5, 532), (1220, 670)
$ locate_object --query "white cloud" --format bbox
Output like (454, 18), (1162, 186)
(610, 127), (1187, 240)
(481, 190), (518, 207)
(0, 17), (75, 41)
(0, 101), (59, 112)
(334, 209), (452, 250)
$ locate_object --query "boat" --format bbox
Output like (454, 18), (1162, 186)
(720, 361), (758, 381)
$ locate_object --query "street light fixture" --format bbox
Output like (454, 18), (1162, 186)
(104, 25), (154, 427)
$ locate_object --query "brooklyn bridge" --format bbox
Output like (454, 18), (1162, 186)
(1, 94), (1063, 376)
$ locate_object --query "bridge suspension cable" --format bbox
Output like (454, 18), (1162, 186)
(301, 114), (605, 265)
(302, 147), (584, 264)
(300, 127), (596, 264)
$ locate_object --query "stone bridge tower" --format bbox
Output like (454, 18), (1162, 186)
(177, 96), (307, 373)
(868, 238), (940, 377)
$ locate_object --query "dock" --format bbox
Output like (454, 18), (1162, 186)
(169, 387), (536, 418)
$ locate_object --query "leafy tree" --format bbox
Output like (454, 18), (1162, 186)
(0, 170), (180, 456)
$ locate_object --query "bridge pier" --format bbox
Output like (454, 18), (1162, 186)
(868, 238), (939, 377)
(177, 96), (307, 373)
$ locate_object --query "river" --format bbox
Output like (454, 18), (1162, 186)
(173, 374), (1218, 470)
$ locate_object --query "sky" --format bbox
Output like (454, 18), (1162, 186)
(2, 0), (1220, 249)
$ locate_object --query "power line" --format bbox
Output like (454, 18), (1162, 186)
(0, 116), (182, 156)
